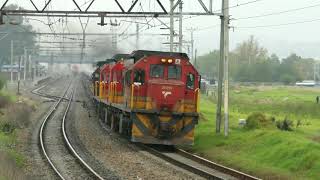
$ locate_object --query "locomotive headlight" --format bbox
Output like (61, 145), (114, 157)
(161, 59), (167, 63)
(168, 59), (173, 63)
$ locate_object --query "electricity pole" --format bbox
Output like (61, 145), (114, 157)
(10, 40), (13, 82)
(194, 48), (198, 69)
(23, 47), (27, 81)
(216, 0), (230, 135)
(169, 0), (174, 52)
(223, 0), (230, 137)
(136, 23), (139, 49)
(110, 19), (119, 54)
(186, 28), (196, 62)
(178, 1), (183, 52)
(17, 56), (21, 95)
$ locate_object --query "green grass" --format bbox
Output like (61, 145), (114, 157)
(191, 86), (320, 179)
(0, 91), (26, 179)
(0, 90), (16, 102)
(0, 132), (25, 167)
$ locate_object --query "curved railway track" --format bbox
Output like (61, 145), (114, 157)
(143, 145), (261, 180)
(31, 77), (69, 101)
(37, 79), (104, 180)
(81, 75), (260, 180)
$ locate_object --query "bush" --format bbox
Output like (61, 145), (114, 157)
(280, 74), (295, 85)
(0, 103), (32, 133)
(0, 76), (6, 90)
(245, 112), (271, 129)
(1, 122), (15, 134)
(276, 117), (294, 131)
(0, 95), (10, 108)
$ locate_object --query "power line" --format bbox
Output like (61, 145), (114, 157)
(213, 0), (265, 13)
(234, 18), (320, 29)
(235, 2), (320, 20)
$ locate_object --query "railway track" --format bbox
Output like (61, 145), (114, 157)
(81, 75), (260, 180)
(31, 77), (69, 101)
(143, 145), (261, 180)
(38, 80), (104, 180)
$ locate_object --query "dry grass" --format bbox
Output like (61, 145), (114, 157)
(6, 103), (33, 129)
(0, 151), (26, 180)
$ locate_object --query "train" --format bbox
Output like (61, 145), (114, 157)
(90, 50), (200, 145)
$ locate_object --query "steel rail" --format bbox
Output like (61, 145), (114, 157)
(175, 148), (261, 180)
(31, 78), (69, 101)
(39, 82), (72, 180)
(137, 144), (261, 180)
(141, 145), (223, 180)
(61, 87), (105, 180)
(37, 79), (104, 179)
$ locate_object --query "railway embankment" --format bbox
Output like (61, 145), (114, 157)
(186, 86), (320, 179)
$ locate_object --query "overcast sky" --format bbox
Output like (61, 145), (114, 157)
(1, 0), (320, 59)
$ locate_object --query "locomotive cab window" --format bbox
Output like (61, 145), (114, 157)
(134, 69), (145, 84)
(168, 65), (181, 79)
(125, 70), (132, 86)
(186, 73), (195, 90)
(150, 64), (164, 78)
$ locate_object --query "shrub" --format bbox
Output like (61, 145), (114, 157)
(1, 121), (15, 134)
(280, 74), (295, 85)
(0, 76), (6, 90)
(1, 103), (32, 132)
(0, 95), (10, 108)
(276, 117), (294, 131)
(245, 112), (271, 129)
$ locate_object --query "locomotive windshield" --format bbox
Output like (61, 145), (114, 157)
(150, 65), (164, 78)
(168, 65), (181, 79)
(186, 73), (195, 89)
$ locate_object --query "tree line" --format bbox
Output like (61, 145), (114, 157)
(0, 4), (37, 67)
(197, 36), (317, 84)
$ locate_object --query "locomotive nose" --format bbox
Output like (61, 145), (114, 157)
(147, 80), (184, 112)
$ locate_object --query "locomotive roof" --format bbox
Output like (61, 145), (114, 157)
(129, 50), (189, 62)
(95, 59), (116, 67)
(112, 54), (129, 61)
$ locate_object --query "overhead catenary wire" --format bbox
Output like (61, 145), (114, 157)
(212, 0), (266, 13)
(119, 0), (265, 42)
(234, 18), (320, 29)
(235, 2), (320, 20)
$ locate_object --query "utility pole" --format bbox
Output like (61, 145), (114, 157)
(110, 19), (119, 54)
(23, 47), (27, 81)
(17, 56), (21, 95)
(170, 0), (174, 52)
(187, 28), (196, 63)
(194, 48), (198, 69)
(217, 0), (230, 136)
(223, 0), (230, 137)
(178, 1), (183, 52)
(136, 23), (139, 49)
(216, 0), (230, 134)
(10, 40), (13, 82)
(28, 54), (32, 80)
(80, 32), (86, 63)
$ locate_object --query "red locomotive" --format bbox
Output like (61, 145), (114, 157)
(91, 50), (200, 145)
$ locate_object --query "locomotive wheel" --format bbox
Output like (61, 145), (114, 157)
(104, 108), (109, 124)
(119, 114), (124, 134)
(110, 113), (115, 130)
